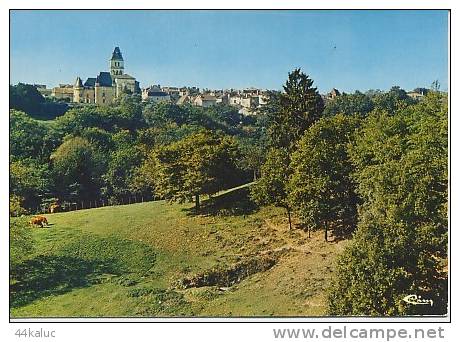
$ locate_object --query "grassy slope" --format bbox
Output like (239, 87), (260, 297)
(11, 190), (348, 317)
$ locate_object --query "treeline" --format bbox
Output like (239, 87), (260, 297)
(250, 69), (448, 316)
(10, 83), (68, 120)
(10, 94), (262, 215)
(9, 72), (448, 316)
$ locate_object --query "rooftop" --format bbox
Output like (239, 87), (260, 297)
(111, 47), (123, 61)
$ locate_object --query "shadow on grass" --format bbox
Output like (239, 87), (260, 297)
(184, 186), (258, 217)
(10, 255), (115, 308)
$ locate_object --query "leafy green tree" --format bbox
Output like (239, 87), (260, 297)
(238, 137), (267, 181)
(10, 159), (50, 211)
(79, 127), (114, 152)
(289, 114), (361, 240)
(251, 148), (293, 229)
(10, 217), (34, 267)
(10, 110), (51, 162)
(253, 69), (324, 226)
(114, 94), (145, 130)
(50, 136), (105, 201)
(328, 93), (448, 316)
(10, 195), (27, 217)
(372, 86), (414, 113)
(137, 130), (243, 211)
(103, 146), (142, 202)
(324, 91), (374, 117)
(10, 83), (45, 114)
(264, 68), (324, 150)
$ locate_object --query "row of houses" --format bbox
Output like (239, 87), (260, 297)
(141, 85), (271, 115)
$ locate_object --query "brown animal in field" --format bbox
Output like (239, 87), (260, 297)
(29, 215), (48, 227)
(49, 203), (60, 213)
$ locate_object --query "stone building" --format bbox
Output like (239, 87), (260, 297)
(142, 85), (171, 103)
(73, 47), (139, 105)
(52, 84), (74, 101)
(194, 94), (217, 107)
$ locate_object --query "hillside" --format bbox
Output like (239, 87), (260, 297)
(11, 187), (348, 317)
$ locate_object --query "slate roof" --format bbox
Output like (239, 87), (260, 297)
(84, 78), (96, 87)
(96, 72), (113, 87)
(111, 47), (123, 61)
(147, 91), (169, 97)
(74, 77), (83, 87)
(115, 73), (135, 79)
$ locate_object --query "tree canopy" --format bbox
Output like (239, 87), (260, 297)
(328, 92), (448, 315)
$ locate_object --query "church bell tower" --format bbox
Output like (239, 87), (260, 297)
(109, 47), (124, 77)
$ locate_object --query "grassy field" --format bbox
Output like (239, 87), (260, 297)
(10, 187), (349, 317)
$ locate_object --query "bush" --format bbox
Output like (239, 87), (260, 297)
(10, 217), (34, 267)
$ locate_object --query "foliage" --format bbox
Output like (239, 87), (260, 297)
(371, 86), (415, 113)
(10, 217), (34, 267)
(102, 146), (142, 201)
(10, 83), (44, 112)
(50, 136), (105, 201)
(10, 159), (50, 210)
(10, 195), (27, 217)
(136, 130), (244, 210)
(264, 68), (324, 150)
(10, 83), (68, 119)
(289, 114), (361, 239)
(239, 139), (266, 181)
(10, 110), (55, 162)
(328, 93), (448, 315)
(324, 91), (374, 117)
(251, 148), (290, 209)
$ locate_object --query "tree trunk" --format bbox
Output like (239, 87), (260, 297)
(253, 169), (257, 181)
(287, 207), (292, 230)
(195, 194), (200, 212)
(324, 221), (328, 242)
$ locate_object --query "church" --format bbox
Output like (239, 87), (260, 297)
(73, 47), (140, 105)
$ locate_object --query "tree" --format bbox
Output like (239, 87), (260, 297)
(10, 83), (45, 115)
(372, 86), (414, 113)
(10, 217), (34, 267)
(10, 195), (27, 217)
(50, 136), (105, 201)
(289, 114), (361, 240)
(238, 138), (267, 181)
(10, 159), (50, 211)
(324, 91), (374, 117)
(10, 110), (52, 162)
(103, 146), (142, 202)
(251, 148), (293, 229)
(137, 130), (243, 211)
(253, 69), (324, 227)
(264, 68), (324, 150)
(328, 92), (448, 315)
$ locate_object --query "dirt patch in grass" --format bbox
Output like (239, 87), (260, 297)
(177, 254), (278, 289)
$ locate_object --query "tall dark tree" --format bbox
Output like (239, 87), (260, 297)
(265, 68), (324, 150)
(254, 69), (324, 226)
(10, 83), (45, 115)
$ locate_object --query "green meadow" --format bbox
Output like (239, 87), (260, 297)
(10, 188), (347, 317)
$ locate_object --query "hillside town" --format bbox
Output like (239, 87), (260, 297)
(32, 47), (428, 116)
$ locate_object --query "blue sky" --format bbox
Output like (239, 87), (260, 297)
(10, 10), (448, 93)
